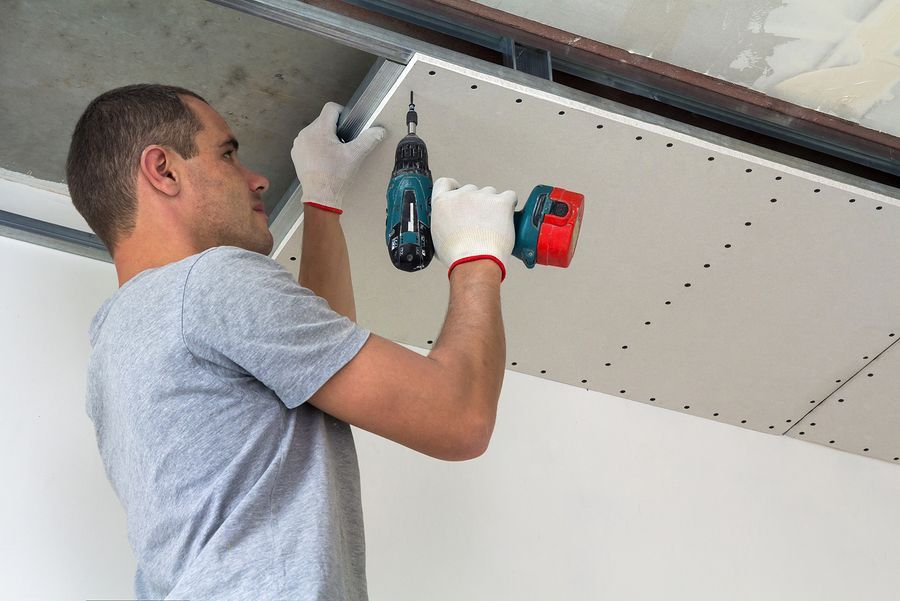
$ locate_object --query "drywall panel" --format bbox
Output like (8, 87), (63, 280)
(281, 54), (900, 461)
(789, 335), (900, 463)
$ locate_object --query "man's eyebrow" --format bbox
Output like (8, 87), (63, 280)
(219, 137), (239, 150)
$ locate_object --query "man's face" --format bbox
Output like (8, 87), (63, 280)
(179, 96), (274, 256)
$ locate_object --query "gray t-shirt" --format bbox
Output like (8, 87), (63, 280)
(86, 246), (371, 600)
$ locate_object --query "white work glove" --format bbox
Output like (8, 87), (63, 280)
(431, 177), (517, 281)
(291, 101), (385, 214)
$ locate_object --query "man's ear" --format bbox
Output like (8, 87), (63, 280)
(139, 146), (181, 197)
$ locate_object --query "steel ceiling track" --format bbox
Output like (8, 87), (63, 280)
(325, 0), (900, 179)
(0, 209), (109, 262)
(207, 0), (422, 63)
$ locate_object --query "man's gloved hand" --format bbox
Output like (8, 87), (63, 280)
(431, 177), (517, 282)
(291, 102), (385, 214)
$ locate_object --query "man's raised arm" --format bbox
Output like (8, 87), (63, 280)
(291, 102), (516, 460)
(290, 101), (384, 321)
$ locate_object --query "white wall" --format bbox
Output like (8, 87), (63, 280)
(0, 236), (133, 599)
(357, 373), (900, 600)
(3, 231), (900, 600)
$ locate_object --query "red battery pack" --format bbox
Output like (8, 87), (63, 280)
(536, 187), (585, 268)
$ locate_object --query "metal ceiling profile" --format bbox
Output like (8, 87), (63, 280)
(322, 0), (900, 179)
(2, 0), (393, 262)
(0, 209), (108, 260)
(0, 169), (110, 262)
(208, 0), (415, 63)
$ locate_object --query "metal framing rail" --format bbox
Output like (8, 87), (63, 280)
(0, 209), (110, 262)
(335, 0), (899, 178)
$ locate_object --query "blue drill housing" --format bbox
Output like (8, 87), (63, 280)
(386, 172), (433, 265)
(512, 185), (554, 269)
(385, 116), (435, 272)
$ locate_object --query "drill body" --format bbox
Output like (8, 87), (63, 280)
(385, 93), (584, 272)
(385, 93), (434, 272)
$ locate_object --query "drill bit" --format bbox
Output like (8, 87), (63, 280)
(406, 91), (417, 136)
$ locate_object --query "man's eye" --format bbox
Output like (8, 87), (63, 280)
(224, 150), (234, 158)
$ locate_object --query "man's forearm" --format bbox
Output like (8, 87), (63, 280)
(298, 207), (356, 322)
(428, 261), (506, 443)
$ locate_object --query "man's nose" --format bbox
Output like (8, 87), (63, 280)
(246, 167), (269, 194)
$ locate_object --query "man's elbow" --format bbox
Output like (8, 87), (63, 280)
(442, 397), (496, 461)
(439, 430), (491, 462)
(462, 424), (493, 460)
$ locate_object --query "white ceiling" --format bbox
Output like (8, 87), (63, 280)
(273, 54), (900, 464)
(473, 0), (900, 137)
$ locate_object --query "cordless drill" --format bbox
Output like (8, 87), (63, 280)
(385, 92), (434, 271)
(385, 93), (585, 271)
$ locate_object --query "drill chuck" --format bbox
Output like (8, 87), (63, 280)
(391, 134), (430, 179)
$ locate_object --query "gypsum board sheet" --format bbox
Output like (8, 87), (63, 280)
(787, 333), (900, 465)
(332, 54), (900, 448)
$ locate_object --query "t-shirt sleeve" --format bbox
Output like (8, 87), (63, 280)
(181, 246), (370, 409)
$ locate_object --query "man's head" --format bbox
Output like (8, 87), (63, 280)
(66, 84), (272, 262)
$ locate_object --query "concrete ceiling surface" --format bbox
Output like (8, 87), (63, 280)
(0, 0), (377, 213)
(274, 55), (900, 464)
(473, 0), (900, 138)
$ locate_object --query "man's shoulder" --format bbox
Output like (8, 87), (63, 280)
(183, 246), (302, 314)
(186, 246), (282, 283)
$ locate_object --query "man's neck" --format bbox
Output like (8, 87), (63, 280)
(113, 236), (201, 287)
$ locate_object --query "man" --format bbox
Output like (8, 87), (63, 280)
(66, 83), (516, 599)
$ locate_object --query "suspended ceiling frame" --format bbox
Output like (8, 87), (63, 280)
(5, 0), (899, 261)
(310, 0), (900, 178)
(209, 0), (894, 270)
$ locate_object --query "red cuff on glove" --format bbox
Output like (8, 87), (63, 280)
(303, 201), (343, 215)
(447, 255), (506, 282)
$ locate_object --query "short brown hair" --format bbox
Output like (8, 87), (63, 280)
(66, 84), (208, 254)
